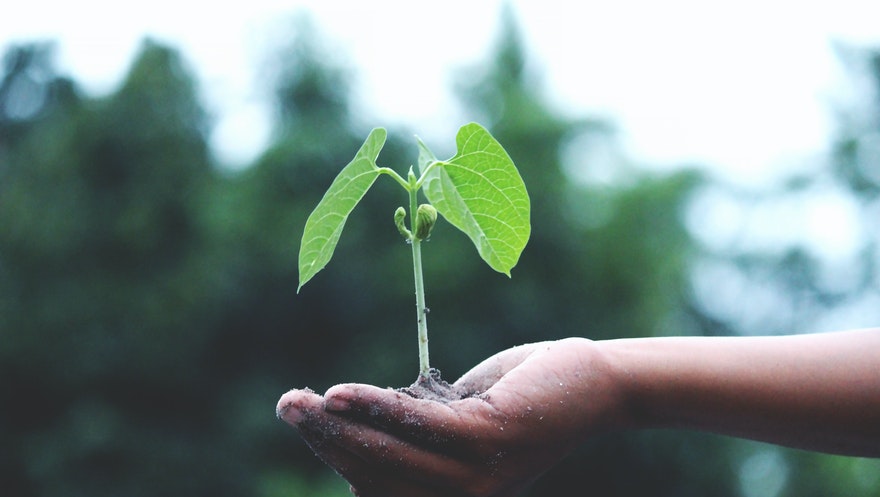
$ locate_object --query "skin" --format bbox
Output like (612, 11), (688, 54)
(276, 329), (880, 497)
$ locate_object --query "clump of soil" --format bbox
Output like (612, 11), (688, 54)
(397, 368), (469, 403)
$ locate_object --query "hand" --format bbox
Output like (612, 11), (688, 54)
(276, 338), (623, 497)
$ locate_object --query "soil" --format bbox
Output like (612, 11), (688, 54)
(397, 368), (470, 403)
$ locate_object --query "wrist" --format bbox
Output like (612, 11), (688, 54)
(557, 337), (638, 438)
(592, 338), (660, 432)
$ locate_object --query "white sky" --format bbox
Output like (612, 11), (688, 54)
(2, 0), (880, 185)
(4, 0), (880, 332)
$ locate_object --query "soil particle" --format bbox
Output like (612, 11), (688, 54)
(397, 368), (470, 403)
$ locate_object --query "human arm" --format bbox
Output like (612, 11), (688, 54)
(276, 329), (880, 497)
(604, 328), (880, 456)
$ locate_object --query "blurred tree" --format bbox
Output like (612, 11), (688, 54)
(833, 46), (880, 197)
(2, 8), (876, 497)
(198, 15), (412, 495)
(0, 39), (245, 496)
(0, 43), (74, 140)
(681, 43), (880, 496)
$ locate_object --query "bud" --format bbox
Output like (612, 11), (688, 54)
(414, 204), (438, 241)
(394, 206), (412, 240)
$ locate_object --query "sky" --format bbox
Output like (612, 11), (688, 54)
(2, 0), (880, 185)
(3, 0), (879, 332)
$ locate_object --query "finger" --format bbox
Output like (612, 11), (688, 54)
(294, 422), (449, 497)
(275, 389), (423, 490)
(277, 388), (359, 459)
(292, 406), (495, 497)
(276, 388), (324, 426)
(323, 384), (503, 449)
(278, 389), (488, 486)
(277, 389), (374, 479)
(315, 435), (480, 497)
(291, 424), (445, 497)
(322, 404), (489, 486)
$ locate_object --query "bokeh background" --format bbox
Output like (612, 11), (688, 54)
(2, 2), (880, 496)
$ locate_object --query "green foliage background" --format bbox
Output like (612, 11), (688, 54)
(1, 10), (879, 497)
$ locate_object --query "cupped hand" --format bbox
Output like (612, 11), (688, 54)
(276, 337), (622, 497)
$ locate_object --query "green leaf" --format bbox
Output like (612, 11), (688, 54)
(298, 128), (387, 291)
(420, 123), (530, 276)
(416, 134), (437, 175)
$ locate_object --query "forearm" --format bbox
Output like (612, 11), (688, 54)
(601, 329), (880, 457)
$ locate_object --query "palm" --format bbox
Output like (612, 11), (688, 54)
(277, 338), (611, 497)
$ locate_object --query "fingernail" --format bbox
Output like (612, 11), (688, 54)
(277, 402), (305, 424)
(276, 392), (306, 424)
(324, 396), (350, 412)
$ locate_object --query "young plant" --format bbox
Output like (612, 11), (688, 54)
(298, 123), (530, 381)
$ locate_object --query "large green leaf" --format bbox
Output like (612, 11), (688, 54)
(298, 128), (386, 291)
(420, 123), (530, 276)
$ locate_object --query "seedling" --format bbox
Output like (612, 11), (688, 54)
(298, 123), (530, 382)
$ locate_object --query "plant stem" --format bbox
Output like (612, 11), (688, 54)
(408, 173), (430, 378)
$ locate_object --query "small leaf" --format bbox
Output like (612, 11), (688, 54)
(414, 204), (438, 241)
(394, 206), (411, 240)
(416, 135), (437, 175)
(298, 128), (387, 291)
(421, 123), (530, 276)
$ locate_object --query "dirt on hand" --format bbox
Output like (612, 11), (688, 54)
(397, 368), (471, 403)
